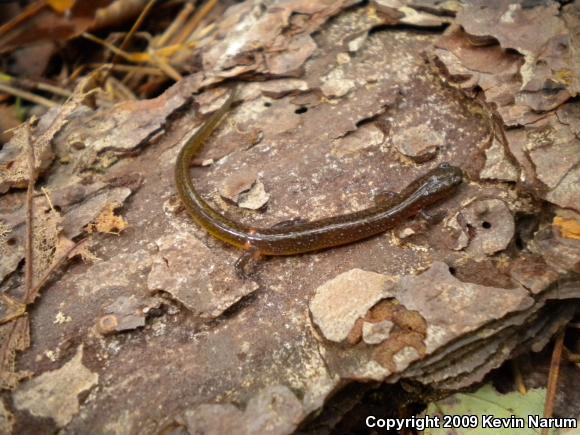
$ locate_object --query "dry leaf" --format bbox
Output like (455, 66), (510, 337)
(86, 202), (128, 234)
(46, 0), (76, 14)
(553, 216), (580, 241)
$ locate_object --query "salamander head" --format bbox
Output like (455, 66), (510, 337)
(432, 162), (463, 186)
(417, 162), (463, 202)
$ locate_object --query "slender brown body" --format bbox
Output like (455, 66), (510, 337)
(175, 90), (463, 256)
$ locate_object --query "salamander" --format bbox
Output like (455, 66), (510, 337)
(175, 89), (463, 273)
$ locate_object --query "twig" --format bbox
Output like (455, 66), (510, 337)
(24, 125), (35, 298)
(0, 82), (58, 108)
(542, 328), (566, 435)
(21, 123), (84, 307)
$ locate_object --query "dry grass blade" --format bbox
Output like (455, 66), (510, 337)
(564, 350), (580, 363)
(172, 0), (219, 45)
(512, 359), (527, 395)
(83, 32), (182, 82)
(88, 63), (164, 76)
(0, 82), (58, 108)
(149, 50), (182, 81)
(106, 76), (138, 100)
(154, 1), (194, 48)
(109, 0), (158, 69)
(83, 32), (146, 63)
(541, 328), (566, 435)
(0, 73), (71, 98)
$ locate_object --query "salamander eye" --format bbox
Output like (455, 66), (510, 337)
(439, 162), (451, 169)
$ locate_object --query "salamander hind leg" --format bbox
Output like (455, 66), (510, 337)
(234, 247), (263, 279)
(419, 209), (446, 225)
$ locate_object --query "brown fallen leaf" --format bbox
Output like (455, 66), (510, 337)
(0, 317), (32, 390)
(0, 0), (116, 54)
(0, 74), (102, 194)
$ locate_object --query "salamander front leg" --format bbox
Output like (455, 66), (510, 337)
(373, 190), (401, 208)
(234, 247), (263, 279)
(419, 209), (446, 225)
